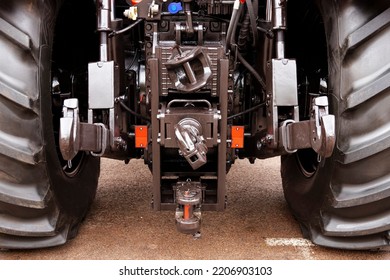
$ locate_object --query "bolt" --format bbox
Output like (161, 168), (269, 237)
(211, 22), (219, 29)
(256, 141), (262, 150)
(145, 24), (153, 31)
(160, 20), (167, 29)
(261, 135), (273, 145)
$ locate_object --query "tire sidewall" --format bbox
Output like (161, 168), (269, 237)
(38, 0), (100, 222)
(281, 0), (339, 226)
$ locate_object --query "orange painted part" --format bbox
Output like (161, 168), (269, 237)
(231, 126), (244, 148)
(135, 126), (148, 148)
(183, 204), (191, 220)
(131, 0), (143, 5)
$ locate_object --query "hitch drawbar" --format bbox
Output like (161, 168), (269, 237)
(174, 180), (202, 234)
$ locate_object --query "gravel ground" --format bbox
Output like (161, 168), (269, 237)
(1, 157), (390, 260)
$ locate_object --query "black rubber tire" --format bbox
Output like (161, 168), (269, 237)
(0, 0), (99, 249)
(282, 0), (390, 250)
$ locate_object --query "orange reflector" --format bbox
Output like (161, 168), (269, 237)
(231, 126), (244, 148)
(131, 0), (143, 5)
(135, 126), (148, 148)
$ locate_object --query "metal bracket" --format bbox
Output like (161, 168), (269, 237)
(59, 98), (109, 161)
(90, 123), (108, 157)
(279, 96), (336, 158)
(59, 99), (80, 161)
(157, 99), (220, 148)
(164, 46), (212, 93)
(265, 58), (299, 149)
(310, 96), (335, 157)
(148, 0), (160, 19)
(279, 119), (297, 154)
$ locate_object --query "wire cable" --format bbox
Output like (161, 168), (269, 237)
(109, 19), (143, 37)
(227, 102), (266, 120)
(119, 100), (151, 122)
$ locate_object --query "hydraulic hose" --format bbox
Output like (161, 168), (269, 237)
(119, 100), (151, 122)
(245, 0), (259, 48)
(225, 0), (241, 52)
(238, 13), (251, 52)
(237, 51), (266, 89)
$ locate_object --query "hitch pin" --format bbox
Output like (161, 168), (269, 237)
(183, 190), (191, 220)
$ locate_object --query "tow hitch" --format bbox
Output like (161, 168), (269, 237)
(175, 180), (202, 235)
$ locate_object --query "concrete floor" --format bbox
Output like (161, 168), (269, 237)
(1, 157), (390, 260)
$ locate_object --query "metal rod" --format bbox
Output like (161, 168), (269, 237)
(183, 2), (194, 34)
(99, 34), (108, 62)
(97, 0), (112, 62)
(266, 0), (272, 22)
(183, 204), (191, 220)
(272, 0), (287, 59)
(275, 32), (285, 59)
(110, 0), (116, 20)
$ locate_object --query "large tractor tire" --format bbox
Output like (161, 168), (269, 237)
(282, 0), (390, 249)
(0, 0), (99, 249)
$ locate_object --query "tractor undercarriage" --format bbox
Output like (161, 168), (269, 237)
(58, 0), (335, 235)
